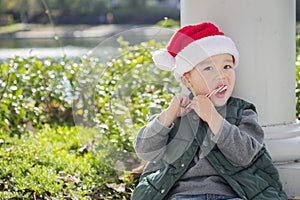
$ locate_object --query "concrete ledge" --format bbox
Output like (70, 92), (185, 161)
(277, 162), (300, 199)
(264, 122), (300, 162)
(265, 136), (300, 163)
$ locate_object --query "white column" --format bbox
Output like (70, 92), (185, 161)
(181, 0), (300, 197)
(181, 0), (295, 126)
(181, 0), (300, 161)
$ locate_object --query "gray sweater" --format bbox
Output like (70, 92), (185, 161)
(134, 109), (264, 199)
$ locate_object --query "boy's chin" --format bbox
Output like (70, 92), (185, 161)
(212, 98), (228, 107)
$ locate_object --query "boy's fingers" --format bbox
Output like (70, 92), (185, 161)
(176, 94), (188, 105)
(182, 97), (191, 106)
(186, 103), (192, 110)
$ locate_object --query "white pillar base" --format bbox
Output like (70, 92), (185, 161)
(264, 122), (300, 162)
(264, 123), (300, 199)
(277, 162), (300, 199)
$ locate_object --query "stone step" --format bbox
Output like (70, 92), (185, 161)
(276, 162), (300, 199)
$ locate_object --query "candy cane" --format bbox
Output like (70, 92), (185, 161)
(206, 85), (227, 98)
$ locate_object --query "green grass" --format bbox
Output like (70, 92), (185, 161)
(0, 125), (135, 199)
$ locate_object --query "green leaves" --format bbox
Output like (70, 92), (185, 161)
(296, 35), (300, 119)
(0, 38), (180, 198)
(0, 126), (118, 199)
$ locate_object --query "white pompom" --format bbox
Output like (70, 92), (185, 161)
(152, 50), (175, 71)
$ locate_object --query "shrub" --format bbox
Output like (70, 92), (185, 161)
(0, 125), (129, 199)
(156, 18), (180, 28)
(0, 38), (179, 138)
(0, 38), (181, 198)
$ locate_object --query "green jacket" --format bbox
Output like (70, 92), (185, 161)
(131, 97), (287, 200)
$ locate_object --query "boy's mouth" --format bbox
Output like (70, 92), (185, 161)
(216, 84), (227, 94)
(206, 84), (227, 97)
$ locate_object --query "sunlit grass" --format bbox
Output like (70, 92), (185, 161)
(0, 23), (30, 34)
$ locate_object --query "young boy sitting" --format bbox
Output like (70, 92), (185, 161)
(131, 22), (287, 200)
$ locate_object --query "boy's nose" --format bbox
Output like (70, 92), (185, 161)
(215, 70), (226, 80)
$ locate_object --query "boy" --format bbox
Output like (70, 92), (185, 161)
(131, 22), (287, 200)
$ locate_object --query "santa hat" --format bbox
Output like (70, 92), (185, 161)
(152, 22), (239, 80)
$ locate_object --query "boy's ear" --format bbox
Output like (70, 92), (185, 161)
(181, 75), (192, 88)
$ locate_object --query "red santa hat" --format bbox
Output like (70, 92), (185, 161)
(152, 22), (239, 80)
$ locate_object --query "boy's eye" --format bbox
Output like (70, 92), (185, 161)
(203, 66), (213, 71)
(224, 65), (233, 69)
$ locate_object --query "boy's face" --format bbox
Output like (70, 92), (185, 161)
(182, 53), (236, 107)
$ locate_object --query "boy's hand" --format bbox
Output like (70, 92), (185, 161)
(189, 95), (223, 134)
(169, 94), (192, 117)
(158, 94), (191, 127)
(189, 95), (214, 123)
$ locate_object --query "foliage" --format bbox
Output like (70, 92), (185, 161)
(0, 125), (133, 199)
(0, 56), (75, 135)
(0, 0), (109, 16)
(92, 38), (180, 152)
(0, 38), (179, 141)
(156, 18), (180, 28)
(110, 7), (179, 24)
(0, 38), (180, 198)
(0, 0), (179, 24)
(296, 34), (300, 119)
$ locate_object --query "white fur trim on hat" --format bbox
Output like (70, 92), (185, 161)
(152, 49), (176, 71)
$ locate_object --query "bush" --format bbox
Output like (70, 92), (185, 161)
(0, 38), (181, 198)
(296, 34), (300, 119)
(156, 18), (180, 28)
(0, 125), (130, 199)
(110, 7), (179, 24)
(0, 56), (77, 135)
(0, 38), (179, 135)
